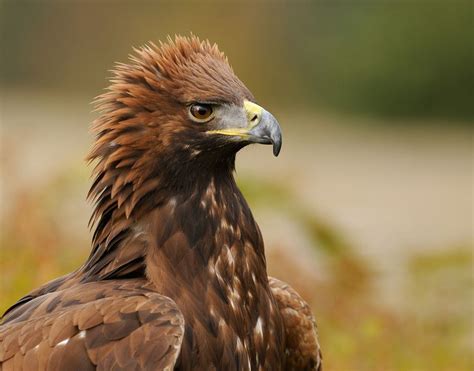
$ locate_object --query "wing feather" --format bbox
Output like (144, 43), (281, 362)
(0, 281), (184, 370)
(269, 277), (322, 371)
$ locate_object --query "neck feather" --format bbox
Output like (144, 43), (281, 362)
(81, 149), (281, 368)
(81, 161), (266, 286)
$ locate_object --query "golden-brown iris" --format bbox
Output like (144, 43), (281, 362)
(189, 103), (213, 122)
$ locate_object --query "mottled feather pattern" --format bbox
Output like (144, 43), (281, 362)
(1, 36), (321, 370)
(269, 278), (322, 370)
(1, 281), (184, 370)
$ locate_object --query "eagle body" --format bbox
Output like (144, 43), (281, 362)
(1, 37), (321, 370)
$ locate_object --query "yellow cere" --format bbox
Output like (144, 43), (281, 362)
(207, 100), (263, 137)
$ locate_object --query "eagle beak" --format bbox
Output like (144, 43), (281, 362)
(207, 100), (282, 157)
(245, 101), (282, 157)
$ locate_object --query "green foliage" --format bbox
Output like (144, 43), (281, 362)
(293, 2), (473, 120)
(1, 1), (472, 120)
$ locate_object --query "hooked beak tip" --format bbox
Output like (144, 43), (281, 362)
(272, 135), (282, 157)
(248, 108), (282, 157)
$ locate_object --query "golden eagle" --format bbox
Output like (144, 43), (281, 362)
(0, 36), (322, 370)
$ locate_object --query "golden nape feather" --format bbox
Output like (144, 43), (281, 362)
(1, 35), (321, 370)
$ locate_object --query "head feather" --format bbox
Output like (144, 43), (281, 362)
(84, 35), (252, 277)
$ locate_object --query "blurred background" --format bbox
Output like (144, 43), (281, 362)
(1, 1), (472, 370)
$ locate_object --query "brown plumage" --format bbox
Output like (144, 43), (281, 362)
(1, 36), (321, 370)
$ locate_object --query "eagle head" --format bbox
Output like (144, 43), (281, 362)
(86, 34), (282, 234)
(89, 35), (281, 191)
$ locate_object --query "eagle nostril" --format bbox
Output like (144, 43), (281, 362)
(250, 114), (258, 122)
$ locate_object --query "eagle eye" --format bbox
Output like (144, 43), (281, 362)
(189, 103), (214, 122)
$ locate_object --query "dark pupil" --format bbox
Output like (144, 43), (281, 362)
(193, 105), (210, 118)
